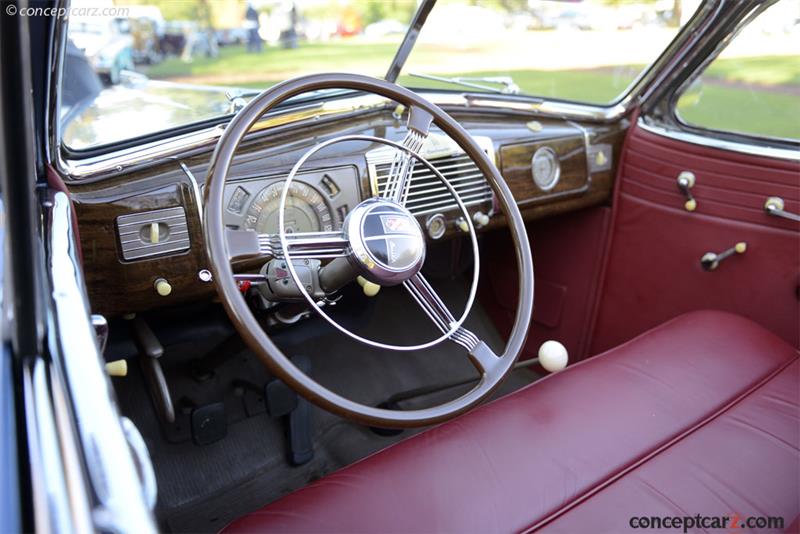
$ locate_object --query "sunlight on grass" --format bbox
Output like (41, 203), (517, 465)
(677, 85), (800, 139)
(144, 41), (799, 139)
(706, 55), (800, 87)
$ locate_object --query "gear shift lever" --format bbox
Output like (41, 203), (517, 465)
(538, 340), (568, 372)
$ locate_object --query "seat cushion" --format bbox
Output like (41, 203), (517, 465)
(224, 311), (799, 533)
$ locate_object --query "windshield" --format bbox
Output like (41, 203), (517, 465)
(61, 0), (693, 151)
(61, 0), (418, 150)
(398, 0), (694, 104)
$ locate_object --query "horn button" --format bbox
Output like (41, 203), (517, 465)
(345, 199), (426, 286)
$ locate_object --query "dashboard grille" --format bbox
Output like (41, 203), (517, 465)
(367, 135), (494, 217)
(116, 207), (190, 261)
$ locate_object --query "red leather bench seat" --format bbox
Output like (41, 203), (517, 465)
(224, 311), (799, 533)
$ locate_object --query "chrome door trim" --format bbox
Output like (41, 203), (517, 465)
(638, 118), (800, 162)
(46, 191), (157, 533)
(23, 358), (82, 533)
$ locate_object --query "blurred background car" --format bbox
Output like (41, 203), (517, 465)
(119, 5), (166, 65)
(160, 21), (219, 61)
(216, 28), (249, 47)
(68, 16), (134, 85)
(363, 19), (407, 39)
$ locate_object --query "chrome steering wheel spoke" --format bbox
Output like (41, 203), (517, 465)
(224, 228), (349, 261)
(261, 230), (349, 260)
(380, 106), (433, 205)
(403, 273), (499, 374)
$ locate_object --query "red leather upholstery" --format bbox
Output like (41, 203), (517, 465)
(224, 311), (799, 533)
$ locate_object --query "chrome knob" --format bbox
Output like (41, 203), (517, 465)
(472, 211), (490, 228)
(676, 171), (697, 212)
(425, 213), (446, 240)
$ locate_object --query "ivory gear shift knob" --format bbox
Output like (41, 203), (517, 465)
(538, 340), (569, 372)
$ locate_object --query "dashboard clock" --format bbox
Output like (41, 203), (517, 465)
(531, 146), (561, 192)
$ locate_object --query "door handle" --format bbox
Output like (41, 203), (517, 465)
(701, 242), (747, 271)
(764, 197), (800, 222)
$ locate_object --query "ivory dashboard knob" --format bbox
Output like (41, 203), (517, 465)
(105, 359), (128, 377)
(357, 276), (381, 297)
(538, 340), (568, 373)
(154, 277), (172, 297)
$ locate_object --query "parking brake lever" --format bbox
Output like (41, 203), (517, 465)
(130, 315), (175, 423)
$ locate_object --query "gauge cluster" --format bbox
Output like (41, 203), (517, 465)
(222, 166), (360, 234)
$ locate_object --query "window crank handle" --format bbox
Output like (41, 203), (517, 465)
(701, 242), (747, 272)
(764, 197), (800, 223)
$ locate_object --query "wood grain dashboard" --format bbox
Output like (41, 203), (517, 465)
(65, 109), (627, 316)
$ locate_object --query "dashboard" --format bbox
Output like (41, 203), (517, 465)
(65, 101), (627, 317)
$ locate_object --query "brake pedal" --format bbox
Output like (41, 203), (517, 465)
(265, 355), (314, 466)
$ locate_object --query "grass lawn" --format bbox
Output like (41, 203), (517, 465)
(677, 84), (800, 140)
(144, 43), (799, 139)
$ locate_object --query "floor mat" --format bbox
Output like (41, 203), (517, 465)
(111, 276), (539, 533)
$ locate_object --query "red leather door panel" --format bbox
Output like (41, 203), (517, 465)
(481, 207), (610, 363)
(591, 124), (800, 353)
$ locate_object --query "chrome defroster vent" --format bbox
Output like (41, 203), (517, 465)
(116, 206), (190, 261)
(367, 134), (494, 216)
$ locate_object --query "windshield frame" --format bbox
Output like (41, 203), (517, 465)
(50, 0), (721, 180)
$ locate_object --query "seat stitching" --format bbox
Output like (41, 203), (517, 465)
(522, 355), (799, 533)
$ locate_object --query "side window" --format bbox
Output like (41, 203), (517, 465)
(675, 0), (800, 141)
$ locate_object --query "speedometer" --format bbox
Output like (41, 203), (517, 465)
(243, 181), (335, 234)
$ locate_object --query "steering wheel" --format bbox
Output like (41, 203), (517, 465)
(204, 73), (533, 428)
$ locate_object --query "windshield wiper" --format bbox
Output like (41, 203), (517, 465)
(408, 72), (520, 95)
(225, 90), (256, 113)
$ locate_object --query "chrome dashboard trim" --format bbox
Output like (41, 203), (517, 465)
(638, 118), (800, 162)
(52, 87), (648, 182)
(179, 161), (204, 220)
(58, 91), (613, 182)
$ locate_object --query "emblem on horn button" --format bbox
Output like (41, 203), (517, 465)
(345, 199), (425, 285)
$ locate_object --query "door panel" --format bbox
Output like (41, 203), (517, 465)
(591, 124), (800, 353)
